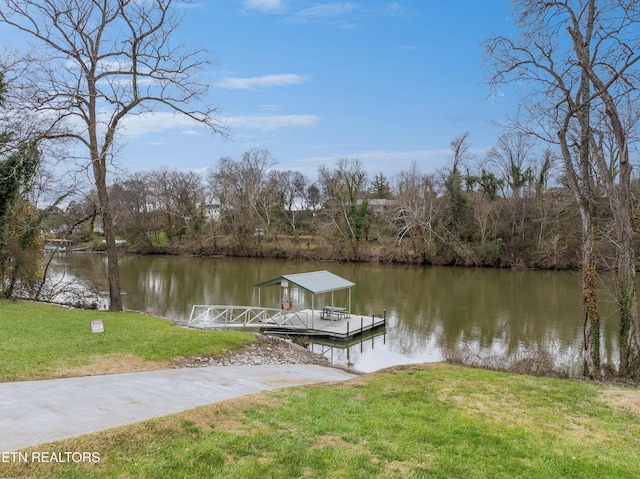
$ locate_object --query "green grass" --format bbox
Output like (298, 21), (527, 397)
(2, 301), (640, 478)
(3, 363), (640, 478)
(0, 300), (255, 381)
(153, 231), (169, 245)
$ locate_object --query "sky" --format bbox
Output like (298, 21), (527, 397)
(1, 0), (518, 181)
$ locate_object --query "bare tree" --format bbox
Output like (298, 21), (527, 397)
(149, 168), (205, 240)
(269, 169), (307, 237)
(317, 158), (369, 258)
(0, 0), (224, 310)
(208, 149), (276, 249)
(487, 132), (534, 199)
(470, 188), (500, 246)
(484, 0), (640, 378)
(393, 161), (442, 262)
(485, 3), (600, 375)
(572, 3), (640, 375)
(111, 172), (155, 247)
(486, 132), (537, 242)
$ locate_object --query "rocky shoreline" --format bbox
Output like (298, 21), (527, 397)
(171, 333), (338, 369)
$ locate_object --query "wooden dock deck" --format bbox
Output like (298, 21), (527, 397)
(188, 305), (386, 340)
(265, 309), (386, 340)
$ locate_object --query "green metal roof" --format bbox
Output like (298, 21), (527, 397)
(253, 270), (355, 294)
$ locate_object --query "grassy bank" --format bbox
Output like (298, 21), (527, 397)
(2, 363), (640, 478)
(3, 301), (640, 478)
(0, 300), (255, 381)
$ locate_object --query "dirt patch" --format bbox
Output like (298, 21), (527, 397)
(52, 354), (169, 378)
(600, 388), (640, 416)
(384, 460), (427, 477)
(315, 435), (354, 449)
(155, 393), (284, 435)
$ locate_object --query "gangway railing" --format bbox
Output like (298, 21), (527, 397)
(188, 305), (311, 330)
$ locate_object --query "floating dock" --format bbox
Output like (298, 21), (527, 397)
(188, 305), (386, 340)
(188, 270), (386, 340)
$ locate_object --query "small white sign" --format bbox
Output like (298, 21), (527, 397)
(280, 280), (289, 288)
(91, 320), (104, 333)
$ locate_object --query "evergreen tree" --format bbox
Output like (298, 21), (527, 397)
(0, 73), (42, 298)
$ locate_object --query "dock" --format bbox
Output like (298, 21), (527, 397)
(188, 306), (386, 340)
(188, 270), (387, 340)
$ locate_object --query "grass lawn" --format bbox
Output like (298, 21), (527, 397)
(0, 300), (255, 381)
(2, 363), (640, 478)
(2, 301), (640, 478)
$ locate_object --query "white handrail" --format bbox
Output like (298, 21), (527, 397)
(188, 305), (309, 329)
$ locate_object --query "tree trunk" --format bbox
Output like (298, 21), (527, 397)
(615, 163), (639, 377)
(90, 141), (123, 311)
(571, 0), (640, 378)
(93, 169), (123, 311)
(618, 250), (638, 377)
(103, 200), (123, 312)
(582, 228), (600, 378)
(559, 115), (601, 379)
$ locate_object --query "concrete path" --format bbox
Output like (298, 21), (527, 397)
(0, 365), (359, 451)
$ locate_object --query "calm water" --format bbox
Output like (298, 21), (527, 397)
(52, 253), (620, 372)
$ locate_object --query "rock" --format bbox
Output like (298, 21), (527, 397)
(173, 333), (331, 369)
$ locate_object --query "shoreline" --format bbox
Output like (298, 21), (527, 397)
(172, 333), (351, 370)
(67, 240), (584, 271)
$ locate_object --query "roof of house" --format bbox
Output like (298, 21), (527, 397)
(253, 270), (355, 294)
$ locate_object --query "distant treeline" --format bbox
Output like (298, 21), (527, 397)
(42, 141), (638, 270)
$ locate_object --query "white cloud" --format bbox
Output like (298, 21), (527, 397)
(118, 111), (206, 137)
(243, 0), (285, 12)
(307, 148), (449, 164)
(116, 111), (317, 136)
(280, 2), (359, 27)
(179, 129), (204, 136)
(358, 148), (449, 161)
(176, 1), (205, 9)
(383, 2), (410, 17)
(295, 2), (358, 18)
(267, 148), (452, 178)
(213, 73), (309, 90)
(258, 104), (282, 111)
(226, 114), (318, 131)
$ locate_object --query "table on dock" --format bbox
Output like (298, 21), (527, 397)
(321, 306), (349, 321)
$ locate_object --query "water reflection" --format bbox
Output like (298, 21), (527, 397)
(51, 253), (620, 372)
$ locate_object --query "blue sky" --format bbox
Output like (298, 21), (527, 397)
(2, 0), (517, 180)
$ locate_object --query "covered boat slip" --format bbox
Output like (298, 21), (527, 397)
(254, 270), (355, 318)
(188, 271), (386, 340)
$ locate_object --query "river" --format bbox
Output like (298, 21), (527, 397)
(50, 252), (620, 373)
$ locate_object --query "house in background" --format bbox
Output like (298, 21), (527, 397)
(356, 198), (399, 217)
(203, 203), (221, 222)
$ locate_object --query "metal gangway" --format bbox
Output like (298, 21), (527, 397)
(188, 305), (311, 331)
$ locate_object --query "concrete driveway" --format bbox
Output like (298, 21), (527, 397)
(0, 364), (359, 451)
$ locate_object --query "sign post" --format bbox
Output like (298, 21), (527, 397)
(91, 320), (104, 334)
